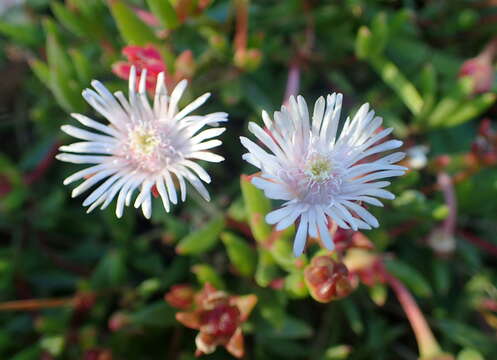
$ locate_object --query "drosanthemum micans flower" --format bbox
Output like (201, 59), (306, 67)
(57, 67), (227, 218)
(240, 94), (406, 256)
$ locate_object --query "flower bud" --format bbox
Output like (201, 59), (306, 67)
(459, 56), (494, 94)
(165, 284), (195, 310)
(175, 50), (196, 79)
(304, 256), (353, 303)
(234, 49), (262, 72)
(427, 228), (456, 257)
(175, 284), (256, 358)
(108, 312), (130, 332)
(83, 349), (113, 360)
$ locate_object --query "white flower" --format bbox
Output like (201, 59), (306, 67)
(240, 94), (406, 256)
(406, 145), (428, 170)
(57, 67), (227, 219)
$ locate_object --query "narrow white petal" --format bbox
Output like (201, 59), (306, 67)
(168, 79), (188, 119)
(61, 125), (116, 143)
(189, 151), (224, 163)
(56, 154), (109, 164)
(163, 170), (178, 204)
(316, 210), (334, 251)
(293, 214), (309, 256)
(174, 93), (211, 121)
(63, 164), (108, 185)
(192, 140), (223, 151)
(156, 176), (171, 212)
(72, 168), (117, 198)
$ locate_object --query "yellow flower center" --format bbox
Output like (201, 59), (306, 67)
(306, 156), (332, 182)
(131, 129), (160, 155)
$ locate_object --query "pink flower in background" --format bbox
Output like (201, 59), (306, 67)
(459, 56), (494, 94)
(132, 8), (161, 27)
(113, 45), (196, 92)
(113, 45), (167, 92)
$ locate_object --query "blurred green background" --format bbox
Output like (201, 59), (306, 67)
(1, 0), (497, 359)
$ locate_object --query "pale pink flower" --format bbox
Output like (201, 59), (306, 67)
(241, 94), (406, 255)
(57, 67), (227, 218)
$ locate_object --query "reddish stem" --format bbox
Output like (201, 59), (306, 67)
(283, 60), (301, 105)
(457, 229), (497, 258)
(226, 216), (253, 239)
(24, 141), (60, 185)
(0, 297), (74, 311)
(384, 270), (442, 358)
(437, 173), (456, 236)
(234, 0), (248, 52)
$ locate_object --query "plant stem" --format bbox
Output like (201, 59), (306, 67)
(384, 271), (442, 358)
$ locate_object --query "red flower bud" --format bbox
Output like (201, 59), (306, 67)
(304, 256), (353, 303)
(108, 312), (130, 332)
(165, 284), (195, 310)
(459, 56), (494, 94)
(83, 349), (112, 360)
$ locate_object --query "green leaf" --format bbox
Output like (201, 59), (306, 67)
(325, 345), (352, 360)
(427, 77), (473, 127)
(108, 0), (159, 45)
(11, 346), (42, 360)
(240, 175), (272, 243)
(221, 232), (257, 277)
(385, 258), (432, 297)
(43, 19), (72, 80)
(442, 93), (496, 128)
(39, 336), (65, 357)
(51, 2), (88, 37)
(371, 12), (389, 55)
(42, 19), (85, 112)
(341, 300), (363, 335)
(255, 248), (279, 287)
(370, 55), (424, 116)
(284, 271), (308, 298)
(417, 63), (437, 122)
(436, 319), (497, 355)
(191, 264), (226, 290)
(260, 315), (313, 339)
(176, 216), (225, 255)
(457, 348), (485, 360)
(369, 283), (388, 306)
(29, 59), (50, 85)
(269, 229), (306, 272)
(146, 0), (179, 29)
(91, 250), (127, 290)
(355, 26), (374, 60)
(0, 154), (27, 212)
(0, 21), (40, 46)
(69, 49), (93, 85)
(130, 301), (176, 328)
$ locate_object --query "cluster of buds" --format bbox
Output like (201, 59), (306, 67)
(459, 55), (495, 94)
(470, 118), (497, 166)
(83, 349), (113, 360)
(304, 255), (353, 303)
(344, 249), (387, 287)
(112, 45), (195, 93)
(332, 228), (375, 252)
(165, 283), (257, 358)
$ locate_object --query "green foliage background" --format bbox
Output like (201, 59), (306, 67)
(1, 0), (497, 359)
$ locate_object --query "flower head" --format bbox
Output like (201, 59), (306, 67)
(174, 283), (257, 358)
(57, 67), (227, 218)
(240, 94), (406, 255)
